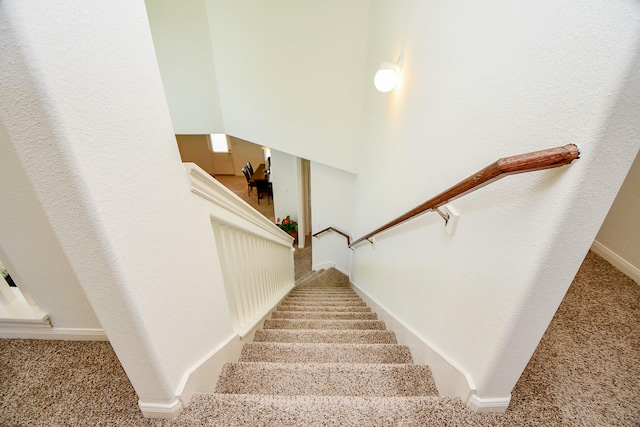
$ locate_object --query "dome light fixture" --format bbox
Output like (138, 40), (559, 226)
(374, 54), (403, 93)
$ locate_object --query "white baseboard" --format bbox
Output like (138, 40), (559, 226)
(350, 281), (476, 404)
(591, 240), (640, 285)
(174, 288), (292, 409)
(312, 261), (349, 276)
(312, 261), (335, 271)
(138, 399), (183, 419)
(467, 394), (511, 413)
(0, 325), (107, 341)
(175, 314), (271, 407)
(174, 333), (244, 407)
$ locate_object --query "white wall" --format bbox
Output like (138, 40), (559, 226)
(0, 1), (235, 415)
(349, 0), (640, 407)
(206, 0), (370, 174)
(594, 152), (640, 283)
(271, 150), (300, 227)
(145, 0), (224, 134)
(0, 129), (102, 331)
(310, 162), (357, 275)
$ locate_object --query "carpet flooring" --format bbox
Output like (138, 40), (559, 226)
(0, 251), (638, 426)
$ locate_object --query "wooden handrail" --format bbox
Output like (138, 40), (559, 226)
(313, 227), (351, 246)
(350, 144), (580, 248)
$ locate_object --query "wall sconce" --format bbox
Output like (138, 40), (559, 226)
(374, 55), (403, 93)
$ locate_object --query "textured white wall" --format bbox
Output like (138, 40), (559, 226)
(595, 152), (640, 280)
(145, 0), (224, 133)
(0, 0), (235, 411)
(349, 0), (640, 404)
(205, 0), (370, 174)
(310, 162), (356, 274)
(0, 127), (102, 330)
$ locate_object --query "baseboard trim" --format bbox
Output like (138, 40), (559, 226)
(312, 261), (349, 276)
(591, 240), (640, 285)
(467, 394), (511, 413)
(176, 316), (270, 407)
(0, 326), (107, 341)
(312, 261), (335, 271)
(350, 281), (476, 404)
(138, 398), (182, 419)
(175, 333), (242, 407)
(175, 288), (291, 408)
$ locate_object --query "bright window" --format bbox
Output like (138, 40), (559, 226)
(210, 134), (229, 153)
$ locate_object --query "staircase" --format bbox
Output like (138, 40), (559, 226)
(176, 268), (475, 425)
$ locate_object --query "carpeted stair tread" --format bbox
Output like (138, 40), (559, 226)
(253, 329), (398, 344)
(271, 311), (378, 320)
(201, 267), (444, 426)
(301, 268), (351, 288)
(287, 292), (359, 298)
(279, 300), (368, 307)
(215, 362), (438, 397)
(181, 394), (471, 427)
(239, 342), (413, 364)
(283, 297), (364, 304)
(276, 304), (372, 312)
(289, 288), (356, 294)
(264, 319), (386, 330)
(295, 270), (323, 287)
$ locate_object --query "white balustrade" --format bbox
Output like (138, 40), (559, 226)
(213, 223), (294, 335)
(0, 266), (50, 326)
(185, 164), (295, 337)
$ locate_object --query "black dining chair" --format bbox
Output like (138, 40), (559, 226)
(255, 179), (272, 205)
(246, 162), (254, 176)
(241, 167), (255, 196)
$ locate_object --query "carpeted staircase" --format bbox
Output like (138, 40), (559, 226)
(182, 268), (472, 426)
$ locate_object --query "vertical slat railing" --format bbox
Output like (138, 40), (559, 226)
(186, 163), (295, 337)
(211, 221), (295, 337)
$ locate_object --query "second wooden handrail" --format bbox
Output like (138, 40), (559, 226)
(350, 144), (580, 248)
(313, 227), (351, 246)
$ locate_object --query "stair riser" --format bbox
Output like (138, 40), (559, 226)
(289, 290), (357, 294)
(195, 395), (453, 427)
(264, 319), (386, 330)
(277, 305), (372, 312)
(271, 312), (377, 320)
(216, 363), (437, 397)
(239, 343), (413, 364)
(280, 301), (368, 307)
(253, 330), (398, 344)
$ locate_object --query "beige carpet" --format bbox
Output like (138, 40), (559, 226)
(1, 251), (638, 426)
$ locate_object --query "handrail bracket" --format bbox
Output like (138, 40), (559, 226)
(434, 207), (450, 225)
(348, 144), (580, 248)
